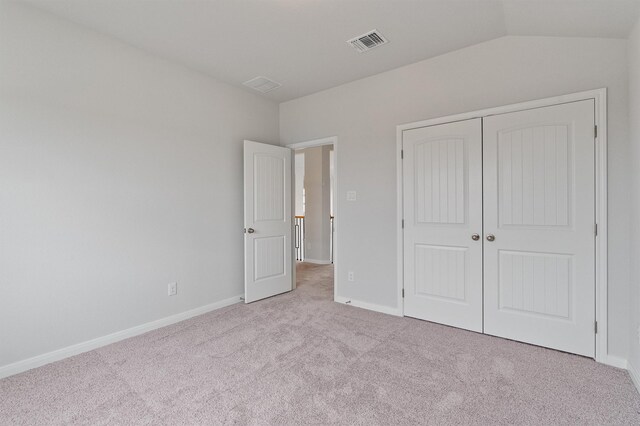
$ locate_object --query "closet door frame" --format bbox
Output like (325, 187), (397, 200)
(396, 88), (611, 366)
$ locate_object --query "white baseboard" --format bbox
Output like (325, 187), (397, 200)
(0, 294), (242, 380)
(302, 258), (332, 265)
(600, 354), (628, 369)
(629, 361), (640, 394)
(334, 295), (402, 317)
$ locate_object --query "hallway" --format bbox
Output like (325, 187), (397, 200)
(295, 261), (334, 296)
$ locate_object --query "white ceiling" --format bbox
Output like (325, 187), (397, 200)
(26, 0), (640, 102)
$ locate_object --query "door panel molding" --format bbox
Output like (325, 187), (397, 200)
(396, 88), (609, 365)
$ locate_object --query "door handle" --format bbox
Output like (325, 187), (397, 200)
(246, 228), (255, 234)
(471, 233), (480, 241)
(486, 234), (495, 242)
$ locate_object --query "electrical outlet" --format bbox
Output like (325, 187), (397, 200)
(348, 271), (354, 282)
(168, 282), (177, 296)
(346, 191), (357, 201)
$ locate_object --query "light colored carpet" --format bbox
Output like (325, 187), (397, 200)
(1, 262), (639, 425)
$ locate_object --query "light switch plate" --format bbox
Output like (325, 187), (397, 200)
(168, 282), (177, 296)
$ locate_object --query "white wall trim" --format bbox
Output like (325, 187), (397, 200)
(287, 136), (336, 151)
(396, 88), (607, 132)
(302, 258), (332, 265)
(0, 294), (242, 380)
(628, 361), (640, 394)
(287, 136), (338, 303)
(396, 125), (405, 319)
(602, 355), (628, 370)
(335, 296), (402, 317)
(396, 88), (611, 364)
(593, 88), (609, 365)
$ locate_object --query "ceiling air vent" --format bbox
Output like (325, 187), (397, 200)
(347, 29), (389, 53)
(243, 76), (282, 93)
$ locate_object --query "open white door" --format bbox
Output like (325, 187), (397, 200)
(244, 140), (293, 303)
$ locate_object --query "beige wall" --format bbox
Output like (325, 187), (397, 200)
(280, 35), (630, 360)
(0, 2), (279, 368)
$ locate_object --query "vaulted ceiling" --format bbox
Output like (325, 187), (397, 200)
(27, 0), (640, 102)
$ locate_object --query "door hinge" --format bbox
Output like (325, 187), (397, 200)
(594, 125), (598, 138)
(595, 223), (598, 237)
(595, 321), (598, 334)
(402, 219), (404, 229)
(402, 288), (405, 298)
(401, 149), (404, 159)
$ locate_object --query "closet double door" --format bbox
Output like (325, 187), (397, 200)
(402, 100), (596, 357)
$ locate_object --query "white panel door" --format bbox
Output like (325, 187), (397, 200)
(483, 100), (595, 357)
(244, 140), (292, 303)
(403, 119), (483, 332)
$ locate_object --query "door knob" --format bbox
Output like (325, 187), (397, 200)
(471, 233), (480, 241)
(247, 228), (255, 234)
(486, 234), (495, 242)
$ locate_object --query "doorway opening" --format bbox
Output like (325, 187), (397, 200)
(288, 137), (337, 300)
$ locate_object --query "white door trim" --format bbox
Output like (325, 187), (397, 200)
(396, 88), (610, 365)
(287, 136), (338, 302)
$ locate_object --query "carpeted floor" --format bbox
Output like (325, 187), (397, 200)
(1, 262), (639, 425)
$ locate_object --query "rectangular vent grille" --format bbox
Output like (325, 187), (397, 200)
(347, 30), (388, 53)
(243, 76), (282, 93)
